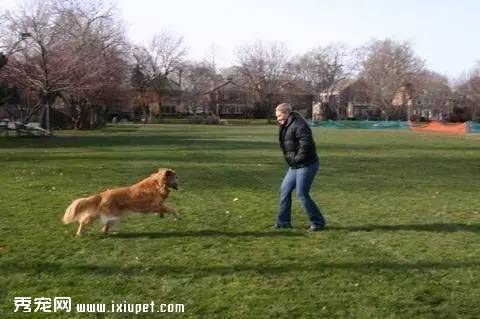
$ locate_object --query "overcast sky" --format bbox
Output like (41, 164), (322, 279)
(2, 0), (479, 79)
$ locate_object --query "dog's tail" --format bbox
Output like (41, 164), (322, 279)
(63, 195), (102, 224)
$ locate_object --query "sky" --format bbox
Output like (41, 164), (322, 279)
(1, 0), (479, 79)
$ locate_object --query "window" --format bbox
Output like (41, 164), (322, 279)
(161, 106), (176, 113)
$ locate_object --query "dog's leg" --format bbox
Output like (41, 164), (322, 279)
(100, 214), (119, 235)
(76, 223), (84, 236)
(101, 222), (109, 234)
(159, 205), (180, 221)
(101, 221), (115, 234)
(76, 220), (90, 236)
(76, 214), (96, 236)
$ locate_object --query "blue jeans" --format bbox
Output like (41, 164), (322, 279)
(276, 161), (326, 228)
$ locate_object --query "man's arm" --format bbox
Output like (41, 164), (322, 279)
(294, 123), (315, 163)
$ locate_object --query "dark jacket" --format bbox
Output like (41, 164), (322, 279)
(278, 112), (318, 168)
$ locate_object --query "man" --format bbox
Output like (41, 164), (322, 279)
(275, 103), (326, 231)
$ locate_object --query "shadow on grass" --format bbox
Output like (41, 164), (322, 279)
(112, 230), (305, 239)
(0, 134), (278, 150)
(109, 224), (480, 239)
(2, 132), (479, 152)
(327, 223), (480, 233)
(3, 260), (480, 277)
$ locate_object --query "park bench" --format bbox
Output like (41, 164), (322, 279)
(0, 120), (50, 137)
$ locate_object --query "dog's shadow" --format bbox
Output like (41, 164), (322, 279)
(112, 230), (304, 239)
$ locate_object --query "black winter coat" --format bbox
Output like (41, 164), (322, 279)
(278, 112), (318, 168)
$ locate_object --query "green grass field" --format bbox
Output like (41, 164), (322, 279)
(1, 124), (479, 318)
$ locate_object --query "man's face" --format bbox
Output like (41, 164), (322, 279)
(275, 111), (289, 125)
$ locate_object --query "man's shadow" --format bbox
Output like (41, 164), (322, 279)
(327, 223), (480, 233)
(113, 230), (305, 239)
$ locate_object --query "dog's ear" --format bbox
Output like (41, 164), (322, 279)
(158, 168), (175, 178)
(165, 169), (176, 177)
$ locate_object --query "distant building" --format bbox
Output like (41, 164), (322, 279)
(392, 83), (453, 121)
(194, 80), (314, 118)
(130, 79), (186, 120)
(203, 80), (250, 117)
(276, 81), (314, 117)
(316, 78), (377, 120)
(125, 78), (316, 120)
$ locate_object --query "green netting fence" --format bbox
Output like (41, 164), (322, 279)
(311, 120), (480, 133)
(311, 120), (410, 129)
(468, 121), (480, 133)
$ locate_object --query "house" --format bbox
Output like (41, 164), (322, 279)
(316, 78), (376, 120)
(201, 80), (250, 117)
(130, 79), (186, 119)
(276, 81), (314, 117)
(392, 83), (453, 121)
(127, 78), (315, 120)
(198, 80), (314, 118)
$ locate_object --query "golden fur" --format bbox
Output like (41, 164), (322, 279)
(63, 168), (179, 235)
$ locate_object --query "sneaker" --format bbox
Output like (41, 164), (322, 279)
(309, 225), (324, 231)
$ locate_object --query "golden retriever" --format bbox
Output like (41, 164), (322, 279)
(63, 168), (179, 235)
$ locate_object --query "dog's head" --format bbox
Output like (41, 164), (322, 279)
(156, 168), (179, 190)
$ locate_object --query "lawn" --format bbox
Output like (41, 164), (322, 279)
(1, 124), (479, 318)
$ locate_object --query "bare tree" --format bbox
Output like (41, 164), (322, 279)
(234, 40), (289, 118)
(0, 0), (128, 131)
(181, 60), (220, 115)
(360, 39), (425, 120)
(56, 0), (129, 129)
(288, 43), (355, 119)
(0, 0), (62, 132)
(130, 47), (154, 122)
(455, 62), (480, 121)
(410, 70), (451, 121)
(130, 31), (188, 122)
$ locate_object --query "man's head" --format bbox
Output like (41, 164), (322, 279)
(275, 103), (292, 125)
